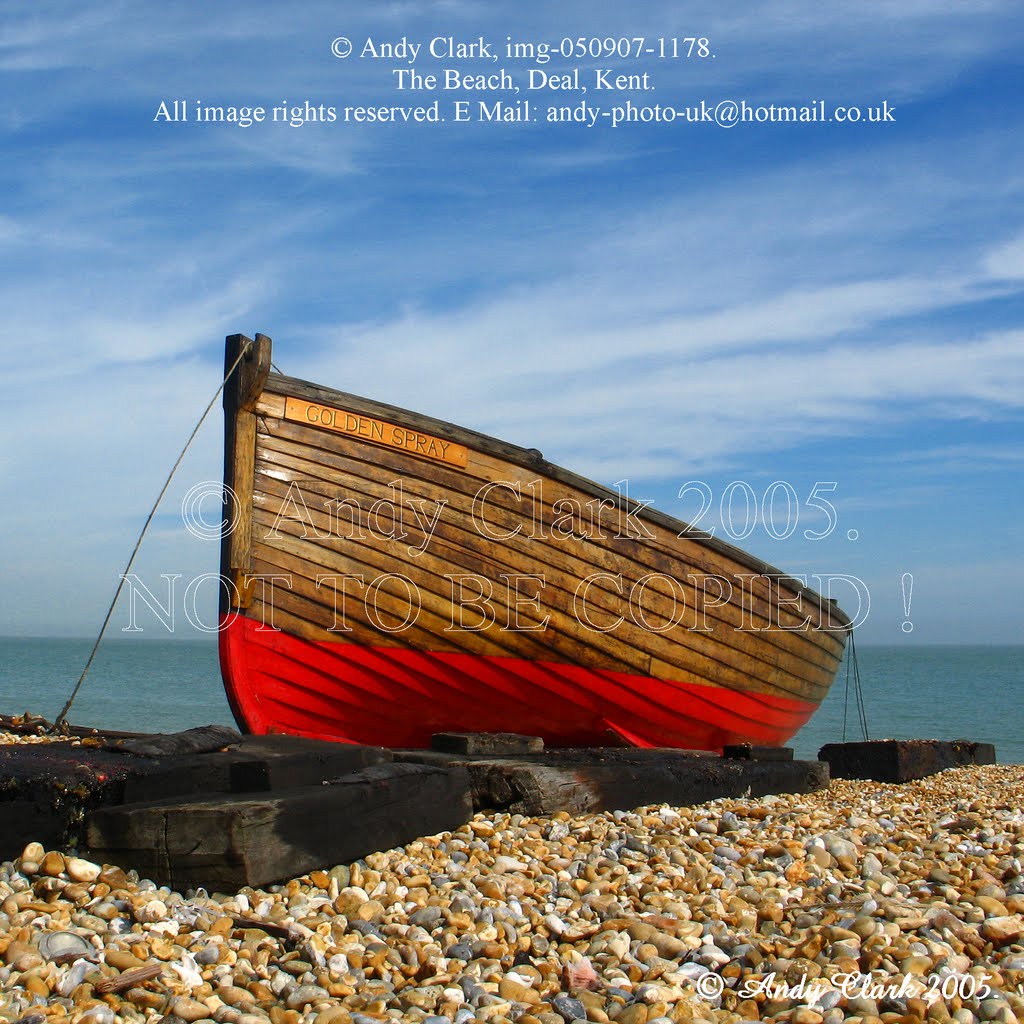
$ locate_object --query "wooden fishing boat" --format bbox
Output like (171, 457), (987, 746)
(219, 333), (851, 750)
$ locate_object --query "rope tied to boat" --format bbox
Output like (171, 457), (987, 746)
(841, 630), (870, 741)
(53, 339), (255, 731)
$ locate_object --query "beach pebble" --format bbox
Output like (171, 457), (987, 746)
(65, 855), (102, 883)
(171, 996), (214, 1022)
(18, 841), (44, 875)
(38, 930), (93, 961)
(39, 850), (66, 876)
(79, 1007), (116, 1024)
(3, 941), (42, 970)
(134, 898), (169, 922)
(980, 914), (1024, 945)
(286, 984), (330, 1009)
(553, 994), (587, 1021)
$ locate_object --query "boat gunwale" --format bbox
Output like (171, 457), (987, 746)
(261, 369), (853, 632)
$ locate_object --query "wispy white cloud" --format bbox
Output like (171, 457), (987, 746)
(899, 443), (1024, 465)
(298, 315), (1024, 482)
(0, 268), (271, 378)
(984, 233), (1024, 280)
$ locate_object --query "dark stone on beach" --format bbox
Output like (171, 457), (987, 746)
(348, 920), (382, 938)
(408, 905), (444, 929)
(819, 738), (996, 782)
(553, 995), (587, 1022)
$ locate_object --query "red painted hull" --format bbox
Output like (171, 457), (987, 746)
(219, 614), (816, 751)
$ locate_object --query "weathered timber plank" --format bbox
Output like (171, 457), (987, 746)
(393, 747), (821, 814)
(397, 746), (710, 767)
(122, 735), (392, 804)
(431, 732), (544, 755)
(723, 744), (794, 761)
(222, 335), (272, 602)
(249, 449), (841, 690)
(248, 509), (833, 704)
(86, 762), (473, 892)
(246, 531), (655, 678)
(456, 755), (828, 815)
(252, 431), (846, 663)
(255, 412), (848, 654)
(819, 739), (997, 782)
(109, 724), (241, 758)
(249, 491), (833, 687)
(0, 800), (70, 852)
(0, 742), (153, 853)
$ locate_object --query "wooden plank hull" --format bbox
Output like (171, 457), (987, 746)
(219, 334), (851, 751)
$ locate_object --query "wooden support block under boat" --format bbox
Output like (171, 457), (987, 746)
(723, 743), (795, 761)
(394, 747), (827, 815)
(819, 739), (997, 782)
(86, 761), (473, 892)
(0, 727), (388, 855)
(0, 740), (154, 852)
(122, 734), (392, 804)
(431, 732), (545, 755)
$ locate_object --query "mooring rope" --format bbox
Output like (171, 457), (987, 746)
(53, 339), (254, 730)
(841, 630), (870, 742)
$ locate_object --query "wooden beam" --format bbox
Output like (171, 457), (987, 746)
(86, 762), (473, 892)
(222, 333), (273, 609)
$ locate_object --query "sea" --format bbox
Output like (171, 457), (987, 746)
(0, 638), (1020, 764)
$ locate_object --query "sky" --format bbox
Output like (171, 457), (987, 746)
(1, 1), (1022, 644)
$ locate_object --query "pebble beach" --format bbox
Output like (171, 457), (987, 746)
(1, 738), (1023, 1024)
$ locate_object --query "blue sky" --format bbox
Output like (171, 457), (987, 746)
(1, 2), (1022, 643)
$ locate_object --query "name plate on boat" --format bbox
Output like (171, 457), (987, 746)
(284, 397), (469, 468)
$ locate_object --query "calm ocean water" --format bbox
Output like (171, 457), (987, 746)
(0, 638), (1019, 763)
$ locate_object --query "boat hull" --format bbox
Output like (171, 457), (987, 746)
(218, 334), (850, 751)
(219, 614), (817, 749)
